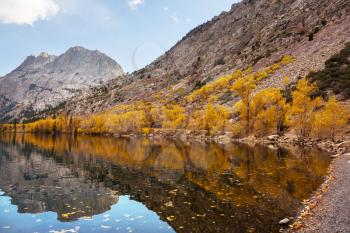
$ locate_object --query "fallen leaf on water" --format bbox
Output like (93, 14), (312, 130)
(165, 201), (173, 207)
(166, 216), (175, 221)
(61, 212), (76, 219)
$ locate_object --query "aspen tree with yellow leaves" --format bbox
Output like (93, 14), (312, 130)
(190, 102), (230, 135)
(162, 104), (187, 129)
(231, 70), (269, 135)
(313, 96), (349, 140)
(287, 78), (323, 138)
(250, 88), (289, 135)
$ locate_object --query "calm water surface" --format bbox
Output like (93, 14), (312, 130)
(0, 134), (330, 233)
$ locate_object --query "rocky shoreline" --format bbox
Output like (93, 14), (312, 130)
(287, 152), (350, 233)
(139, 129), (350, 155)
(235, 134), (349, 155)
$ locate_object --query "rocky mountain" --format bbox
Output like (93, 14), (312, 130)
(2, 0), (350, 121)
(63, 0), (350, 115)
(0, 46), (124, 122)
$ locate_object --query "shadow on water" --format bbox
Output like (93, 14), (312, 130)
(0, 133), (331, 233)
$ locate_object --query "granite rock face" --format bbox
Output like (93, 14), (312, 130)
(0, 46), (124, 122)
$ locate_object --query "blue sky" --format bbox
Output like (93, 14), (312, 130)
(0, 0), (239, 76)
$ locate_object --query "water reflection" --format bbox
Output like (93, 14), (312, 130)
(0, 134), (330, 233)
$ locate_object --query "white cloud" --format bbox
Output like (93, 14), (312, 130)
(163, 6), (169, 11)
(128, 0), (144, 10)
(170, 14), (179, 24)
(0, 0), (59, 25)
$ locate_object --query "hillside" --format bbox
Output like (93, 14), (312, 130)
(309, 42), (350, 99)
(63, 0), (350, 115)
(0, 46), (124, 122)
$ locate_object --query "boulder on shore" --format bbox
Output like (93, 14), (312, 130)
(331, 154), (340, 159)
(279, 218), (290, 226)
(267, 135), (279, 141)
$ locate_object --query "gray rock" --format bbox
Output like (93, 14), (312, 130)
(331, 154), (340, 159)
(267, 135), (279, 141)
(279, 218), (290, 226)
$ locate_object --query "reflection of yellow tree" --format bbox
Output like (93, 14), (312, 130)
(187, 143), (231, 171)
(155, 144), (185, 170)
(186, 143), (329, 207)
(0, 134), (330, 208)
(234, 145), (330, 201)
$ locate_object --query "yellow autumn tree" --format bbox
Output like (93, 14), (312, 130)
(231, 70), (269, 134)
(185, 69), (244, 103)
(287, 78), (323, 138)
(28, 118), (56, 133)
(149, 104), (163, 128)
(162, 104), (187, 129)
(121, 110), (147, 133)
(190, 103), (230, 135)
(313, 96), (349, 140)
(274, 90), (290, 135)
(104, 110), (147, 134)
(250, 88), (289, 135)
(85, 115), (107, 134)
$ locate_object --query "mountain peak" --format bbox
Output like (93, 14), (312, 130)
(49, 46), (123, 77)
(0, 46), (124, 121)
(13, 53), (55, 73)
(38, 52), (49, 58)
(67, 46), (90, 53)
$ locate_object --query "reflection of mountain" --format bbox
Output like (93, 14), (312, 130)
(0, 134), (330, 233)
(0, 142), (118, 222)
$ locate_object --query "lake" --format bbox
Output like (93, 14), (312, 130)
(0, 134), (330, 233)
